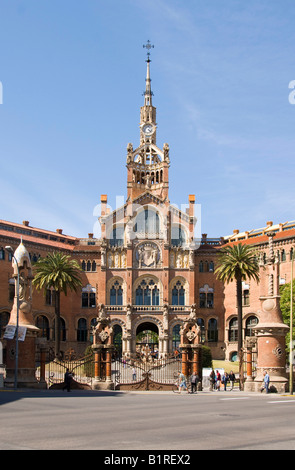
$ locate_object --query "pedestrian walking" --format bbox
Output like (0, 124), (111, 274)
(63, 368), (73, 392)
(178, 372), (188, 393)
(216, 370), (221, 391)
(229, 370), (235, 390)
(190, 372), (199, 394)
(261, 370), (270, 393)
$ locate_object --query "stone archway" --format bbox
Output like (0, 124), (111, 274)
(132, 316), (164, 357)
(136, 321), (159, 357)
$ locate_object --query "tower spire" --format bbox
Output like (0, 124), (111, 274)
(126, 41), (170, 202)
(143, 40), (154, 106)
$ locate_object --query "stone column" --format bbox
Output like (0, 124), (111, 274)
(252, 233), (289, 393)
(4, 241), (46, 389)
(244, 338), (256, 392)
(92, 311), (115, 390)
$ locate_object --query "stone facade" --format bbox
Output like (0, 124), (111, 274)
(0, 53), (294, 370)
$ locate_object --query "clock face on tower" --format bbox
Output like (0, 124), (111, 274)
(142, 123), (155, 136)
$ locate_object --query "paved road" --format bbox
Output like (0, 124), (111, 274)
(1, 388), (295, 451)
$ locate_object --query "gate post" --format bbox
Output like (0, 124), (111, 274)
(91, 305), (115, 390)
(180, 309), (202, 387)
(94, 349), (101, 380)
(39, 343), (47, 387)
(181, 348), (189, 377)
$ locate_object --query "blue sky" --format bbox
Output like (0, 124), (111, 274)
(0, 0), (295, 238)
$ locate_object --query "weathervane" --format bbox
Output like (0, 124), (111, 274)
(143, 40), (154, 61)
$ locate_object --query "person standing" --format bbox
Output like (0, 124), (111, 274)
(261, 370), (270, 393)
(132, 367), (137, 381)
(190, 372), (199, 394)
(63, 368), (73, 392)
(209, 369), (216, 391)
(222, 372), (229, 391)
(229, 370), (236, 390)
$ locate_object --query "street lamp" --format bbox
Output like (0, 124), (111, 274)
(5, 246), (19, 389)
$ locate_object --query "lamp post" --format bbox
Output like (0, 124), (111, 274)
(5, 246), (19, 389)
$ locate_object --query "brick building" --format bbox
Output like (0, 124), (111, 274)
(0, 52), (294, 363)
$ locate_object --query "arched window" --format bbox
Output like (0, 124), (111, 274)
(110, 226), (124, 247)
(172, 280), (185, 306)
(53, 317), (66, 341)
(81, 260), (86, 271)
(134, 209), (160, 237)
(82, 285), (96, 308)
(9, 278), (15, 302)
(113, 324), (123, 357)
(229, 317), (238, 342)
(245, 316), (258, 337)
(242, 289), (250, 306)
(77, 318), (87, 342)
(0, 248), (5, 260)
(172, 324), (181, 351)
(110, 280), (123, 306)
(36, 315), (50, 340)
(199, 285), (214, 308)
(208, 318), (218, 342)
(171, 226), (186, 247)
(86, 260), (91, 272)
(92, 260), (96, 271)
(0, 312), (9, 337)
(135, 279), (159, 306)
(199, 261), (204, 273)
(197, 318), (205, 343)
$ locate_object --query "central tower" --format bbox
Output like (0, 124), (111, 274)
(126, 42), (170, 202)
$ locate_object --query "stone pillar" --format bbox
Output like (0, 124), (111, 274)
(37, 340), (48, 388)
(252, 233), (289, 393)
(181, 348), (189, 377)
(92, 306), (115, 390)
(5, 329), (46, 388)
(180, 315), (202, 387)
(4, 241), (46, 389)
(244, 338), (256, 392)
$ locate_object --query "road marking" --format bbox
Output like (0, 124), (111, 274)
(219, 397), (250, 401)
(268, 400), (295, 404)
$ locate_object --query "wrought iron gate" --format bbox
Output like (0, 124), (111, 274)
(112, 357), (181, 391)
(36, 351), (94, 389)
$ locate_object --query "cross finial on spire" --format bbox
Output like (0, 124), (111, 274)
(143, 40), (154, 61)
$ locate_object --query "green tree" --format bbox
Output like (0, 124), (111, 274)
(33, 252), (82, 357)
(201, 345), (212, 368)
(215, 243), (260, 389)
(280, 279), (295, 357)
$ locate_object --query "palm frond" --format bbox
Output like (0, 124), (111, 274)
(215, 243), (260, 284)
(32, 252), (82, 295)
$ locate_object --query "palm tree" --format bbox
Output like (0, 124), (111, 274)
(33, 252), (82, 358)
(215, 243), (259, 389)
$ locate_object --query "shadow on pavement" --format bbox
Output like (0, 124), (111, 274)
(0, 388), (123, 405)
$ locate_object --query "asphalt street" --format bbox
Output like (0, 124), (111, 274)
(0, 388), (295, 451)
